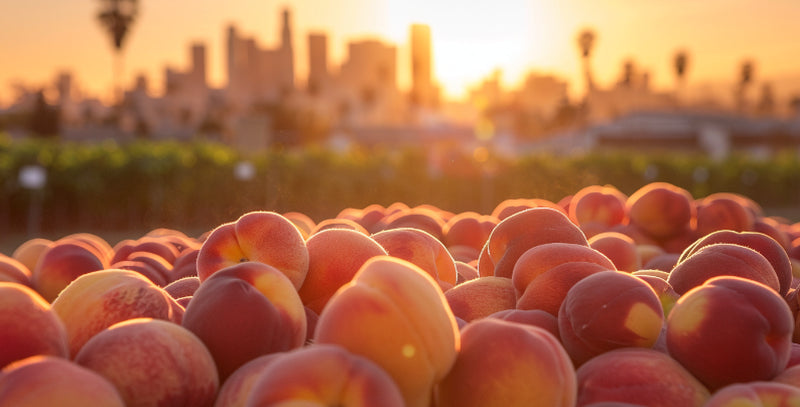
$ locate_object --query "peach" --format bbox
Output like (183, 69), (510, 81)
(568, 184), (628, 228)
(110, 259), (167, 286)
(182, 261), (306, 381)
(51, 269), (182, 356)
(310, 217), (369, 235)
(32, 238), (110, 302)
(61, 233), (114, 263)
(448, 244), (481, 263)
(444, 276), (515, 322)
(486, 207), (589, 279)
(626, 182), (696, 240)
(170, 247), (199, 281)
(435, 318), (576, 407)
(455, 260), (479, 284)
(75, 318), (219, 407)
(558, 271), (664, 366)
(488, 308), (560, 340)
(666, 276), (794, 390)
(575, 348), (710, 407)
(0, 355), (125, 407)
(11, 237), (53, 275)
(756, 216), (793, 250)
(774, 364), (800, 387)
(511, 242), (616, 299)
(0, 282), (68, 368)
(668, 242), (781, 296)
(243, 344), (405, 407)
(642, 252), (679, 272)
(196, 211), (309, 289)
(337, 203), (388, 234)
(703, 381), (800, 407)
(163, 275), (200, 299)
(371, 227), (458, 286)
(517, 261), (612, 316)
(443, 211), (498, 252)
(633, 273), (680, 316)
(588, 232), (641, 272)
(298, 228), (387, 314)
(214, 353), (282, 407)
(695, 193), (756, 236)
(380, 206), (447, 241)
(636, 244), (666, 266)
(491, 198), (565, 220)
(0, 253), (31, 286)
(282, 211), (316, 238)
(313, 256), (460, 407)
(679, 229), (793, 296)
(111, 236), (180, 266)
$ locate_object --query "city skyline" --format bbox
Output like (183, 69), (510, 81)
(3, 0), (800, 105)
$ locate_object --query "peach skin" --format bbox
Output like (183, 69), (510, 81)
(444, 276), (516, 322)
(243, 344), (405, 407)
(703, 381), (800, 407)
(51, 269), (182, 356)
(558, 271), (664, 366)
(0, 282), (68, 368)
(32, 238), (109, 302)
(568, 184), (628, 229)
(298, 228), (387, 315)
(588, 232), (641, 272)
(313, 256), (460, 407)
(196, 211), (309, 289)
(665, 276), (794, 391)
(486, 207), (589, 279)
(435, 318), (576, 407)
(0, 253), (32, 286)
(625, 182), (696, 241)
(182, 261), (306, 381)
(11, 237), (53, 275)
(75, 318), (219, 407)
(575, 348), (710, 407)
(372, 227), (458, 287)
(0, 355), (125, 407)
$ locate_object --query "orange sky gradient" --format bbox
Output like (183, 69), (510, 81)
(2, 0), (800, 105)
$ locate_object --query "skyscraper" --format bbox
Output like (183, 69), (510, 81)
(307, 33), (328, 95)
(410, 24), (434, 107)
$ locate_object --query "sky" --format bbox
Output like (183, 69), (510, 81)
(2, 0), (800, 105)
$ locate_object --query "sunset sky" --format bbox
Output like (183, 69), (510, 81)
(2, 0), (800, 104)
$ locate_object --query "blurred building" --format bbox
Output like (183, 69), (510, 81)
(410, 24), (437, 109)
(307, 32), (330, 96)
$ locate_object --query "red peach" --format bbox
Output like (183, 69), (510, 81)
(568, 184), (628, 228)
(626, 182), (696, 240)
(443, 211), (498, 252)
(243, 344), (405, 407)
(282, 211), (316, 238)
(182, 262), (306, 381)
(455, 260), (479, 284)
(488, 308), (560, 340)
(666, 276), (794, 390)
(0, 282), (68, 368)
(310, 217), (370, 235)
(32, 238), (109, 302)
(11, 237), (53, 275)
(588, 232), (641, 272)
(558, 271), (665, 366)
(703, 381), (800, 407)
(213, 353), (282, 407)
(196, 211), (309, 289)
(517, 261), (612, 316)
(695, 194), (756, 236)
(372, 227), (458, 286)
(444, 276), (515, 322)
(576, 348), (710, 407)
(435, 318), (576, 407)
(0, 355), (125, 407)
(163, 276), (200, 299)
(51, 269), (182, 356)
(0, 253), (31, 286)
(75, 318), (219, 407)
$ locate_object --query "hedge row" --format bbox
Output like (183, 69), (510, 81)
(2, 134), (800, 239)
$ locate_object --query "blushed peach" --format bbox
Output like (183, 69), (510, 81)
(75, 318), (219, 407)
(196, 211), (309, 289)
(32, 238), (109, 302)
(568, 184), (628, 229)
(576, 348), (710, 407)
(703, 381), (800, 407)
(626, 182), (696, 240)
(486, 207), (589, 279)
(163, 276), (200, 300)
(282, 211), (316, 238)
(516, 261), (612, 316)
(243, 344), (405, 407)
(588, 232), (641, 272)
(443, 211), (498, 252)
(0, 355), (125, 407)
(0, 253), (31, 286)
(488, 308), (560, 340)
(372, 227), (458, 287)
(213, 353), (282, 407)
(669, 242), (781, 296)
(666, 276), (793, 390)
(695, 194), (755, 236)
(435, 318), (576, 407)
(310, 217), (369, 235)
(51, 269), (182, 356)
(0, 282), (68, 368)
(558, 271), (664, 366)
(182, 262), (306, 381)
(11, 237), (53, 276)
(444, 276), (515, 322)
(314, 256), (460, 407)
(298, 228), (387, 314)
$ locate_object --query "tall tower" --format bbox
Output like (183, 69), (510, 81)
(307, 33), (328, 95)
(410, 24), (433, 107)
(279, 8), (295, 94)
(191, 42), (207, 88)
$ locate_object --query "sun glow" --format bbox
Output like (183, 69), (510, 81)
(381, 0), (566, 98)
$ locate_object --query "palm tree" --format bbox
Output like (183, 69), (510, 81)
(577, 29), (596, 94)
(673, 49), (689, 102)
(97, 0), (139, 104)
(736, 59), (755, 113)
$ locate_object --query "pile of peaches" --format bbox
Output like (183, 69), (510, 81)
(3, 181), (800, 406)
